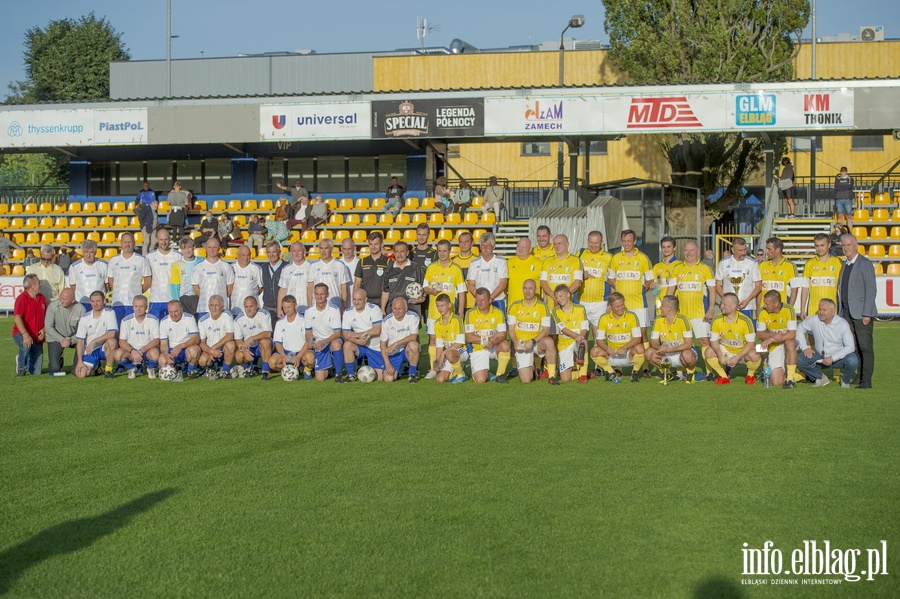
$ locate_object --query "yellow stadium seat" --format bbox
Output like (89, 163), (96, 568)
(77, 217), (91, 228)
(97, 202), (111, 213)
(53, 217), (68, 228)
(429, 213), (444, 225)
(224, 247), (239, 260)
(871, 226), (887, 239)
(385, 230), (401, 244)
(211, 200), (226, 211)
(872, 208), (889, 222)
(195, 248), (206, 258)
(9, 218), (24, 229)
(379, 214), (394, 226)
(301, 230), (317, 243)
(463, 212), (480, 225)
(874, 262), (883, 275)
(24, 218), (38, 229)
(420, 197), (435, 210)
(395, 214), (411, 226)
(52, 233), (68, 244)
(355, 198), (370, 210)
(438, 229), (453, 241)
(361, 214), (376, 226)
(52, 203), (66, 214)
(99, 217), (113, 228)
(404, 197), (419, 210)
(192, 200), (207, 212)
(339, 198), (354, 210)
(244, 199), (258, 212)
(481, 212), (496, 224)
(12, 233), (23, 244)
(101, 232), (116, 244)
(472, 229), (487, 243)
(411, 213), (426, 225)
(82, 202), (97, 213)
(86, 232), (100, 242)
(9, 204), (25, 215)
(0, 204), (7, 215)
(334, 230), (350, 242)
(25, 232), (39, 244)
(134, 232), (143, 244)
(857, 191), (871, 204)
(284, 231), (299, 243)
(319, 230), (334, 241)
(889, 245), (900, 258)
(11, 249), (25, 261)
(307, 246), (321, 260)
(445, 213), (461, 225)
(233, 215), (247, 227)
(471, 196), (484, 208)
(323, 198), (337, 211)
(328, 214), (344, 226)
(858, 245), (866, 256)
(258, 199), (274, 211)
(39, 232), (53, 244)
(853, 209), (870, 222)
(893, 209), (900, 221)
(156, 201), (170, 213)
(851, 227), (867, 240)
(352, 230), (367, 244)
(371, 198), (385, 209)
(112, 202), (127, 212)
(874, 192), (891, 205)
(67, 202), (81, 212)
(344, 214), (361, 227)
(402, 229), (417, 243)
(359, 246), (371, 258)
(39, 217), (53, 228)
(868, 244), (886, 258)
(128, 216), (139, 228)
(888, 263), (900, 276)
(114, 216), (129, 228)
(0, 218), (8, 229)
(11, 265), (25, 276)
(228, 200), (242, 211)
(24, 203), (38, 214)
(38, 202), (53, 214)
(890, 227), (900, 240)
(70, 232), (85, 244)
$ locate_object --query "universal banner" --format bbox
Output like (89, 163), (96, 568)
(0, 108), (149, 148)
(371, 98), (483, 138)
(260, 102), (371, 141)
(876, 276), (900, 316)
(484, 97), (604, 136)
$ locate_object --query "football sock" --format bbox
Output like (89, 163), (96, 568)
(451, 361), (464, 378)
(332, 350), (344, 375)
(706, 357), (727, 378)
(594, 356), (614, 374)
(787, 365), (797, 379)
(686, 366), (695, 375)
(632, 353), (646, 372)
(148, 360), (158, 369)
(222, 363), (232, 373)
(409, 364), (418, 375)
(547, 363), (558, 378)
(428, 345), (437, 371)
(746, 359), (761, 376)
(346, 358), (356, 375)
(186, 363), (196, 371)
(262, 363), (270, 373)
(104, 364), (115, 373)
(120, 359), (133, 370)
(496, 352), (511, 376)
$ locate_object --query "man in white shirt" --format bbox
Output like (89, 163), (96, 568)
(146, 229), (181, 319)
(278, 242), (313, 316)
(715, 237), (762, 321)
(269, 294), (310, 376)
(69, 239), (108, 311)
(339, 238), (359, 304)
(234, 295), (273, 379)
(230, 244), (263, 318)
(341, 288), (384, 381)
(198, 294), (237, 378)
(304, 283), (344, 381)
(191, 237), (235, 319)
(107, 232), (151, 324)
(796, 298), (859, 388)
(380, 297), (421, 383)
(113, 295), (161, 379)
(482, 176), (505, 217)
(158, 299), (201, 376)
(309, 239), (351, 311)
(74, 290), (119, 379)
(466, 232), (509, 313)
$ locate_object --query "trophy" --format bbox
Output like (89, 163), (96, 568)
(660, 356), (672, 386)
(728, 271), (746, 292)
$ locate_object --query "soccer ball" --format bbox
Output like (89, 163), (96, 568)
(281, 364), (300, 382)
(405, 282), (424, 300)
(357, 365), (377, 383)
(159, 365), (178, 381)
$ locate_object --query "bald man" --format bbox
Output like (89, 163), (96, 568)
(45, 287), (86, 374)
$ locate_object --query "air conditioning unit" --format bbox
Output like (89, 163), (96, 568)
(859, 26), (885, 41)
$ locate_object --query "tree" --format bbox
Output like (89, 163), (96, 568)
(602, 0), (809, 210)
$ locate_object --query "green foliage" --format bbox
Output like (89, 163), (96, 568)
(6, 12), (130, 104)
(0, 154), (63, 187)
(602, 0), (808, 210)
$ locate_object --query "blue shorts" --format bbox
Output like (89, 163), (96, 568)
(739, 309), (756, 328)
(387, 350), (409, 373)
(491, 300), (506, 314)
(149, 303), (169, 320)
(82, 347), (107, 368)
(168, 349), (189, 365)
(314, 347), (333, 372)
(359, 346), (385, 370)
(245, 344), (262, 361)
(835, 199), (853, 215)
(112, 305), (134, 326)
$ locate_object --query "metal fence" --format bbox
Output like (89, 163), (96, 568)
(773, 174), (900, 218)
(0, 186), (70, 206)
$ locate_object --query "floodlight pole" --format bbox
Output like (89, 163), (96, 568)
(809, 0), (818, 210)
(167, 0), (172, 98)
(558, 16), (584, 191)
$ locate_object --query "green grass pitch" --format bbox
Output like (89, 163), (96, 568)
(1, 317), (898, 597)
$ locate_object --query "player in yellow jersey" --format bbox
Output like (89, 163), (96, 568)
(507, 237), (543, 305)
(579, 230), (613, 338)
(552, 285), (590, 383)
(758, 237), (799, 317)
(706, 293), (761, 385)
(531, 225), (555, 262)
(423, 240), (468, 379)
(666, 241), (715, 379)
(451, 231), (477, 313)
(465, 287), (511, 384)
(432, 293), (469, 384)
(756, 290), (798, 389)
(540, 235), (583, 309)
(591, 291), (647, 383)
(800, 233), (843, 320)
(607, 229), (653, 336)
(650, 236), (682, 316)
(507, 279), (558, 384)
(646, 295), (698, 383)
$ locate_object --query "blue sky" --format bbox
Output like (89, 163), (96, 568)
(2, 0), (898, 98)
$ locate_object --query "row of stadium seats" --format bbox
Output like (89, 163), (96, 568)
(855, 190), (899, 205)
(874, 263), (900, 276)
(1, 216), (140, 230)
(858, 244), (900, 258)
(851, 225), (900, 240)
(852, 208), (900, 223)
(325, 211), (494, 227)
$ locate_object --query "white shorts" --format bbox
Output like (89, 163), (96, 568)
(513, 341), (545, 369)
(440, 348), (469, 372)
(721, 351), (747, 365)
(766, 343), (786, 370)
(581, 301), (608, 329)
(426, 318), (436, 335)
(630, 307), (649, 328)
(659, 348), (697, 369)
(558, 343), (577, 372)
(609, 353), (635, 369)
(689, 317), (711, 339)
(470, 348), (498, 373)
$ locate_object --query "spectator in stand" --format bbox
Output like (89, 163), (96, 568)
(13, 274), (47, 376)
(0, 229), (21, 261)
(287, 196), (311, 231)
(274, 197), (290, 222)
(136, 181), (157, 207)
(434, 176), (453, 216)
(217, 212), (238, 245)
(195, 210), (218, 247)
(778, 157), (796, 219)
(452, 180), (474, 215)
(384, 177), (405, 216)
(138, 200), (158, 255)
(166, 180), (192, 238)
(275, 179), (310, 210)
(482, 176), (505, 217)
(265, 210), (290, 247)
(308, 196), (329, 229)
(248, 214), (266, 254)
(701, 249), (717, 273)
(834, 167), (855, 232)
(24, 249), (39, 268)
(56, 244), (76, 275)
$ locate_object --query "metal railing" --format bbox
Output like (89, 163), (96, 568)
(774, 174), (900, 218)
(446, 178), (582, 220)
(0, 186), (70, 206)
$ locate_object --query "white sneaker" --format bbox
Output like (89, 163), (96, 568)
(147, 368), (157, 379)
(814, 376), (831, 388)
(840, 381), (851, 389)
(128, 368), (137, 379)
(424, 369), (437, 379)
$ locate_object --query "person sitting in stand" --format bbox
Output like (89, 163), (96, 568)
(452, 180), (474, 216)
(434, 176), (453, 216)
(247, 214), (266, 254)
(195, 210), (218, 247)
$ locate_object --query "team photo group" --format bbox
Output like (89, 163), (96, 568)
(12, 220), (876, 389)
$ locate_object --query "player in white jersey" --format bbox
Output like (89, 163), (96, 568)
(269, 294), (310, 375)
(309, 239), (352, 311)
(113, 295), (161, 379)
(341, 288), (384, 381)
(234, 295), (273, 379)
(158, 300), (201, 377)
(198, 294), (237, 378)
(69, 239), (108, 310)
(339, 239), (359, 304)
(74, 290), (120, 378)
(380, 297), (421, 383)
(107, 232), (151, 324)
(145, 229), (181, 319)
(230, 245), (263, 317)
(303, 283), (344, 381)
(715, 237), (762, 320)
(466, 233), (509, 312)
(278, 242), (313, 315)
(191, 237), (235, 318)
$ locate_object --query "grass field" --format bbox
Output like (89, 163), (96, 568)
(1, 317), (898, 597)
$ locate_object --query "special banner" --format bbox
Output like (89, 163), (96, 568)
(371, 98), (483, 138)
(484, 97), (604, 136)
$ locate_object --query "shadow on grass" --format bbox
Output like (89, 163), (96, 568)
(693, 575), (746, 599)
(0, 488), (178, 595)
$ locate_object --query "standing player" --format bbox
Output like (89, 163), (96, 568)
(278, 242), (313, 316)
(432, 293), (468, 384)
(304, 283), (345, 382)
(422, 239), (466, 378)
(715, 237), (762, 321)
(114, 295), (161, 379)
(552, 285), (590, 383)
(607, 229), (653, 340)
(74, 290), (119, 379)
(800, 233), (842, 321)
(506, 237), (542, 306)
(198, 294), (237, 378)
(706, 293), (761, 385)
(309, 239), (351, 311)
(579, 230), (613, 343)
(380, 296), (421, 383)
(268, 295), (310, 378)
(646, 295), (697, 383)
(756, 290), (798, 389)
(758, 236), (799, 317)
(507, 279), (557, 384)
(191, 237), (235, 319)
(666, 241), (716, 374)
(158, 300), (201, 378)
(355, 232), (391, 308)
(381, 241), (426, 316)
(465, 287), (511, 384)
(540, 235), (583, 310)
(230, 245), (263, 318)
(260, 240), (289, 330)
(650, 236), (682, 317)
(341, 288), (384, 382)
(170, 236), (203, 316)
(451, 231), (477, 312)
(69, 239), (108, 311)
(466, 233), (508, 312)
(531, 225), (555, 262)
(107, 232), (151, 324)
(410, 223), (438, 271)
(591, 292), (647, 383)
(146, 229), (181, 319)
(338, 238), (359, 305)
(234, 296), (273, 379)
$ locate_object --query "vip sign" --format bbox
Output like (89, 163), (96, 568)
(260, 102), (371, 141)
(484, 97), (603, 136)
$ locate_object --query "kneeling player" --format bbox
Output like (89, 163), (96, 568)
(646, 295), (697, 383)
(553, 285), (590, 383)
(268, 295), (310, 376)
(198, 295), (237, 378)
(158, 300), (201, 377)
(380, 297), (421, 383)
(114, 295), (161, 379)
(465, 287), (511, 384)
(508, 279), (557, 384)
(756, 289), (798, 388)
(304, 283), (344, 382)
(342, 289), (384, 382)
(74, 290), (120, 379)
(433, 293), (468, 383)
(591, 292), (646, 383)
(706, 293), (761, 385)
(234, 296), (273, 379)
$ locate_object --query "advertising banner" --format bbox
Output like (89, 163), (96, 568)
(876, 276), (900, 316)
(0, 277), (25, 311)
(604, 94), (730, 133)
(732, 90), (854, 130)
(260, 102), (371, 141)
(0, 108), (149, 148)
(371, 98), (483, 138)
(484, 97), (604, 136)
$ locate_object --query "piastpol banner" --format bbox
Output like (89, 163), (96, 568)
(0, 108), (148, 148)
(371, 99), (483, 138)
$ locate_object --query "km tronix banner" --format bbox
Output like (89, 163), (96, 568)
(371, 99), (483, 138)
(260, 102), (371, 141)
(0, 108), (149, 148)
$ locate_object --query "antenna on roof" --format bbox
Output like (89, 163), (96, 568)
(416, 17), (440, 50)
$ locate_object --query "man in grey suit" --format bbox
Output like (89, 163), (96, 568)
(259, 240), (288, 330)
(838, 234), (877, 389)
